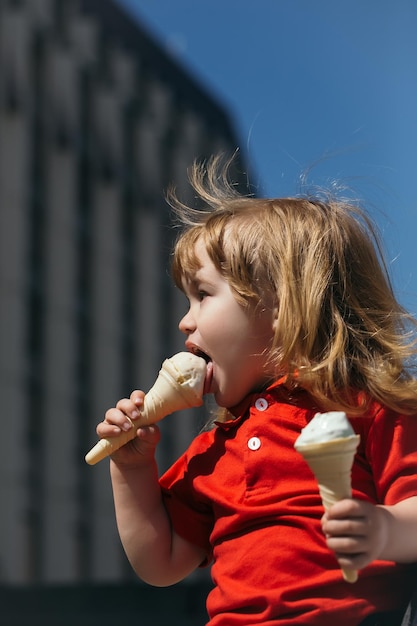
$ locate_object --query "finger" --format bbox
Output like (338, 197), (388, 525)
(136, 424), (161, 443)
(323, 517), (366, 538)
(103, 407), (135, 432)
(130, 425), (161, 453)
(96, 420), (124, 437)
(116, 397), (138, 415)
(326, 499), (364, 519)
(130, 390), (146, 406)
(326, 534), (366, 555)
(335, 551), (372, 572)
(326, 536), (372, 571)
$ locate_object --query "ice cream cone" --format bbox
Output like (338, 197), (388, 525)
(85, 352), (206, 465)
(295, 434), (360, 583)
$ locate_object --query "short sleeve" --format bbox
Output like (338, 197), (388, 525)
(160, 446), (214, 561)
(365, 409), (417, 505)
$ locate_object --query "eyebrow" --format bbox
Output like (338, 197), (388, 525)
(184, 270), (214, 293)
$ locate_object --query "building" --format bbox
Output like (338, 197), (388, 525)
(0, 0), (250, 585)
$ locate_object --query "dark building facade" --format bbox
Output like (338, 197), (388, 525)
(0, 0), (249, 586)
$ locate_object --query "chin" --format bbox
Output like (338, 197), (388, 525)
(213, 392), (230, 408)
(215, 392), (245, 410)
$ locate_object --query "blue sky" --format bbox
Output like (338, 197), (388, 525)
(117, 0), (417, 313)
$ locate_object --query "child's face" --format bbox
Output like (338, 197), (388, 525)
(179, 239), (276, 408)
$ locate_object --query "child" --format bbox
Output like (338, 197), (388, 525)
(97, 156), (417, 625)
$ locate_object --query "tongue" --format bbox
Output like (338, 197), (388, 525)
(203, 361), (213, 395)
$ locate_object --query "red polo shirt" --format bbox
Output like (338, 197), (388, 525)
(160, 381), (417, 625)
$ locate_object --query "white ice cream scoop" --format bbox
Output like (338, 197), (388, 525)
(295, 411), (356, 445)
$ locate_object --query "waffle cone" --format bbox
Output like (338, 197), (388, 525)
(85, 355), (205, 465)
(295, 435), (360, 583)
(136, 359), (204, 425)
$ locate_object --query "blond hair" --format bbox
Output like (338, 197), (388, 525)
(170, 156), (417, 415)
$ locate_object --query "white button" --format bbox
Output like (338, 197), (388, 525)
(255, 397), (268, 411)
(248, 436), (261, 450)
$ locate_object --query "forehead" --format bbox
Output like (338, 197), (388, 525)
(177, 232), (203, 269)
(172, 229), (204, 288)
(180, 244), (226, 303)
(181, 239), (213, 281)
(172, 212), (232, 291)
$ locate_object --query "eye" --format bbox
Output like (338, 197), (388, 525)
(197, 290), (208, 301)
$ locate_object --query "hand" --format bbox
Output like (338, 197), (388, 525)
(321, 498), (390, 572)
(97, 391), (161, 467)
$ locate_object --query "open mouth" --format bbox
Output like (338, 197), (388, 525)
(192, 348), (211, 364)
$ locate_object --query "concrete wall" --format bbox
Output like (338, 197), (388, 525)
(0, 0), (248, 584)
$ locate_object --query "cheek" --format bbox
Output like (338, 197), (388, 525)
(216, 317), (255, 358)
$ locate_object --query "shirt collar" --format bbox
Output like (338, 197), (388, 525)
(214, 375), (290, 430)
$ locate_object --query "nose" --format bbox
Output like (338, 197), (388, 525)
(179, 307), (196, 335)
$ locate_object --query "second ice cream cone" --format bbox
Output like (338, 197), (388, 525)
(295, 435), (360, 583)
